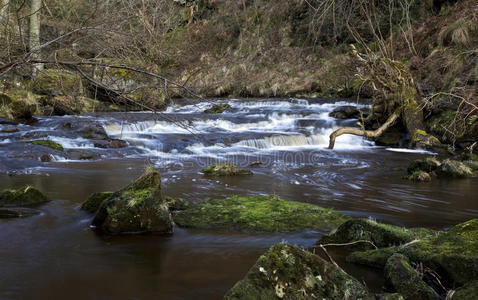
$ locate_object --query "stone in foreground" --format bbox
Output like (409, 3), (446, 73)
(224, 243), (373, 300)
(201, 162), (252, 176)
(173, 195), (350, 232)
(0, 186), (48, 207)
(91, 169), (173, 234)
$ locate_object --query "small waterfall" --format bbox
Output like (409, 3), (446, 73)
(235, 133), (326, 149)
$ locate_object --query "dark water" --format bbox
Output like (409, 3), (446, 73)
(1, 98), (477, 299)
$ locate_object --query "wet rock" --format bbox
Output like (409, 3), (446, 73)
(318, 219), (434, 251)
(201, 162), (252, 176)
(452, 280), (478, 299)
(78, 125), (109, 140)
(329, 105), (361, 119)
(437, 159), (473, 178)
(224, 243), (373, 299)
(65, 149), (101, 161)
(91, 168), (173, 234)
(40, 154), (52, 162)
(173, 195), (351, 232)
(165, 196), (190, 211)
(345, 219), (478, 286)
(384, 253), (435, 300)
(376, 129), (402, 147)
(0, 125), (19, 133)
(0, 186), (48, 207)
(31, 140), (64, 151)
(204, 103), (231, 114)
(0, 207), (41, 218)
(93, 139), (127, 149)
(249, 161), (262, 167)
(81, 192), (114, 213)
(407, 170), (432, 182)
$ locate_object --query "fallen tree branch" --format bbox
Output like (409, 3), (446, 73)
(328, 109), (400, 149)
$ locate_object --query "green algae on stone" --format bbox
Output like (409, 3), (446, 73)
(165, 196), (190, 211)
(203, 103), (231, 114)
(81, 192), (114, 213)
(31, 140), (64, 151)
(92, 169), (173, 234)
(0, 186), (48, 207)
(318, 219), (435, 251)
(224, 243), (373, 300)
(384, 253), (435, 300)
(173, 195), (350, 232)
(201, 162), (252, 176)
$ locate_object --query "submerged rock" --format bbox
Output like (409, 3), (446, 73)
(173, 195), (350, 232)
(0, 207), (41, 218)
(318, 219), (434, 251)
(384, 253), (435, 300)
(224, 243), (373, 299)
(31, 140), (64, 151)
(329, 105), (361, 119)
(201, 162), (252, 176)
(91, 168), (173, 234)
(0, 186), (48, 207)
(345, 219), (478, 286)
(204, 103), (231, 114)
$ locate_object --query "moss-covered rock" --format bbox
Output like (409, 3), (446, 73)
(452, 280), (478, 299)
(32, 69), (85, 97)
(407, 157), (441, 174)
(201, 162), (252, 176)
(0, 186), (48, 207)
(384, 253), (435, 300)
(31, 140), (64, 151)
(378, 293), (405, 300)
(81, 192), (113, 213)
(173, 195), (350, 232)
(346, 219), (478, 286)
(224, 243), (373, 300)
(329, 105), (361, 119)
(203, 103), (231, 114)
(407, 170), (432, 182)
(318, 219), (435, 251)
(437, 159), (473, 178)
(165, 196), (190, 211)
(91, 168), (173, 234)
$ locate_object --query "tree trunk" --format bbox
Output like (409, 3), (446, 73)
(0, 0), (8, 36)
(29, 0), (43, 77)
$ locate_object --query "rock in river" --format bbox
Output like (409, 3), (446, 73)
(173, 195), (350, 232)
(89, 168), (174, 234)
(0, 186), (48, 207)
(224, 243), (373, 299)
(328, 105), (361, 119)
(201, 162), (252, 176)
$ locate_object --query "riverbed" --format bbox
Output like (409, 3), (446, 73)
(1, 98), (477, 299)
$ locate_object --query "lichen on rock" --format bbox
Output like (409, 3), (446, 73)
(224, 243), (373, 299)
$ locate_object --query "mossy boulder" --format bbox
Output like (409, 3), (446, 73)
(345, 219), (478, 286)
(225, 243), (373, 300)
(407, 157), (441, 174)
(318, 219), (435, 251)
(81, 192), (114, 213)
(173, 195), (350, 232)
(329, 105), (361, 119)
(91, 169), (174, 234)
(407, 170), (432, 182)
(201, 162), (252, 176)
(437, 159), (473, 178)
(0, 186), (48, 207)
(31, 140), (64, 151)
(452, 280), (478, 299)
(384, 253), (435, 300)
(204, 103), (231, 114)
(165, 196), (190, 211)
(32, 69), (85, 97)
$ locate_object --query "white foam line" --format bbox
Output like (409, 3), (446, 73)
(385, 148), (437, 155)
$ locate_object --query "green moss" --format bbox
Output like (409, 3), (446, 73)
(173, 195), (350, 232)
(0, 186), (48, 207)
(225, 243), (373, 299)
(81, 192), (113, 213)
(31, 140), (64, 151)
(407, 170), (432, 182)
(165, 196), (190, 211)
(33, 69), (84, 97)
(452, 280), (478, 299)
(437, 159), (473, 178)
(384, 254), (435, 299)
(318, 219), (435, 251)
(347, 247), (399, 269)
(201, 162), (252, 176)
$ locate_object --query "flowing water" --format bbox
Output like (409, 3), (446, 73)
(1, 98), (478, 299)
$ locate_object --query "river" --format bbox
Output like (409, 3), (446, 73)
(1, 98), (477, 299)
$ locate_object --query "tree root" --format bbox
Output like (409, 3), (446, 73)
(328, 109), (400, 149)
